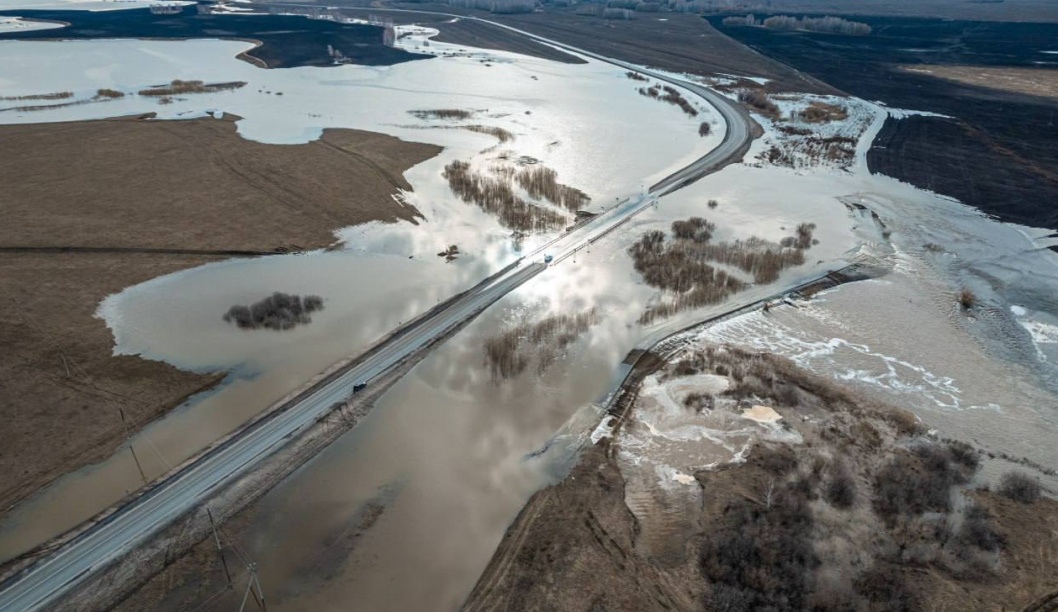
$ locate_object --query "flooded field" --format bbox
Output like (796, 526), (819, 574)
(0, 22), (719, 560)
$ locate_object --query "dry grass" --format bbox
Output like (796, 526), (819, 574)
(409, 108), (474, 120)
(515, 166), (591, 211)
(462, 125), (514, 143)
(630, 219), (817, 324)
(484, 308), (598, 379)
(0, 91), (72, 101)
(137, 80), (246, 97)
(798, 101), (848, 123)
(443, 160), (568, 232)
(738, 89), (781, 120)
(764, 135), (857, 168)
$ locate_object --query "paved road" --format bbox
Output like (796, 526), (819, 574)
(0, 16), (754, 612)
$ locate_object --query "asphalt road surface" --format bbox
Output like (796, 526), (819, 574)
(0, 15), (754, 612)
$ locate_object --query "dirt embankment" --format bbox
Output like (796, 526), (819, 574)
(463, 346), (1058, 612)
(0, 115), (441, 512)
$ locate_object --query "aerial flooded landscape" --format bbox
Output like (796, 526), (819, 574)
(0, 0), (1056, 610)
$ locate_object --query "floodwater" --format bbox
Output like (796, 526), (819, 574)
(0, 24), (720, 558)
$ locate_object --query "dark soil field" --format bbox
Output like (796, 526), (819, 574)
(712, 16), (1058, 230)
(0, 115), (439, 513)
(0, 4), (428, 68)
(290, 0), (837, 93)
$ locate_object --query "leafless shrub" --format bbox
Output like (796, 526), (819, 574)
(636, 84), (697, 117)
(853, 565), (916, 612)
(825, 460), (857, 509)
(138, 80), (246, 96)
(699, 477), (815, 610)
(998, 471), (1040, 503)
(957, 503), (1003, 552)
(671, 216), (715, 243)
(698, 122), (711, 136)
(409, 108), (474, 120)
(737, 89), (780, 120)
(484, 308), (598, 379)
(94, 88), (125, 99)
(683, 391), (713, 412)
(223, 292), (324, 331)
(707, 199), (719, 209)
(443, 160), (567, 233)
(872, 443), (974, 521)
(958, 288), (976, 310)
(626, 71), (648, 82)
(0, 91), (73, 101)
(515, 166), (591, 210)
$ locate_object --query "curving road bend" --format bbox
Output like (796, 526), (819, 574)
(0, 15), (753, 612)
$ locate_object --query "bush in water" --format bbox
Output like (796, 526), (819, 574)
(224, 292), (325, 331)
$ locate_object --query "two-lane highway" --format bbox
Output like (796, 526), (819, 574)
(0, 15), (754, 612)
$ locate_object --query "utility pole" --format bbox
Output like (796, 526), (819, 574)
(207, 507), (234, 590)
(118, 408), (148, 486)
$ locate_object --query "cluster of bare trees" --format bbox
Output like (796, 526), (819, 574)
(409, 108), (477, 121)
(484, 308), (598, 379)
(443, 160), (568, 232)
(94, 89), (125, 99)
(223, 292), (325, 331)
(638, 84), (698, 117)
(516, 166), (591, 211)
(723, 13), (871, 35)
(765, 15), (872, 35)
(0, 91), (73, 101)
(445, 0), (536, 13)
(630, 217), (818, 324)
(138, 80), (246, 97)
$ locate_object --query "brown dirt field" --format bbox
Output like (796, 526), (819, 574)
(901, 64), (1058, 101)
(0, 115), (440, 512)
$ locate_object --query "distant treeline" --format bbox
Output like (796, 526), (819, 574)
(722, 14), (873, 35)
